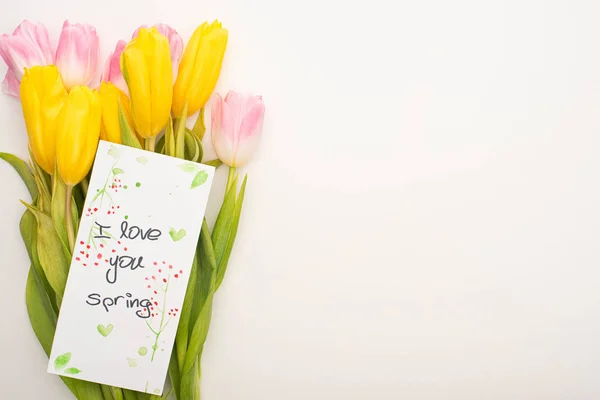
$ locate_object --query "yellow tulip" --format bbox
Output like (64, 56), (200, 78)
(19, 66), (67, 175)
(99, 82), (133, 144)
(172, 20), (228, 117)
(56, 86), (101, 186)
(121, 27), (172, 138)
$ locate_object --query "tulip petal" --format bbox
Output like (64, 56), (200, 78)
(55, 21), (100, 90)
(2, 69), (20, 97)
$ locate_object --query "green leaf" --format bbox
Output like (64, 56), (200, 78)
(176, 254), (197, 370)
(29, 151), (52, 214)
(101, 385), (115, 400)
(22, 202), (70, 299)
(21, 210), (58, 316)
(178, 163), (198, 173)
(113, 167), (124, 175)
(0, 152), (37, 199)
(122, 389), (138, 400)
(191, 107), (206, 140)
(119, 102), (142, 149)
(211, 175), (238, 269)
(111, 387), (125, 400)
(204, 159), (223, 168)
(64, 367), (82, 375)
(54, 352), (71, 370)
(180, 356), (201, 400)
(216, 174), (248, 290)
(190, 171), (208, 189)
(182, 220), (216, 376)
(184, 129), (203, 162)
(175, 103), (188, 159)
(168, 349), (182, 400)
(51, 168), (69, 251)
(72, 380), (105, 400)
(26, 267), (56, 356)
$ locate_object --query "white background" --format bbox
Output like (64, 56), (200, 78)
(0, 0), (599, 399)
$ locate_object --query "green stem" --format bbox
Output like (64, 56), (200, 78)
(65, 185), (75, 252)
(226, 167), (236, 193)
(145, 137), (156, 152)
(80, 178), (89, 196)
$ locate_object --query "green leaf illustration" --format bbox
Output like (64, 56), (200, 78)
(169, 228), (187, 242)
(179, 163), (198, 173)
(107, 145), (120, 159)
(127, 358), (138, 368)
(190, 171), (208, 189)
(112, 168), (124, 175)
(64, 367), (82, 375)
(97, 324), (114, 337)
(136, 157), (148, 165)
(54, 352), (71, 371)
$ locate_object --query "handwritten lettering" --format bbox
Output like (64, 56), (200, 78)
(86, 292), (151, 319)
(120, 220), (161, 241)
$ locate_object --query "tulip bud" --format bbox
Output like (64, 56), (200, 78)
(101, 40), (128, 95)
(0, 20), (54, 97)
(99, 82), (133, 144)
(211, 91), (264, 167)
(132, 24), (183, 82)
(172, 20), (228, 117)
(55, 20), (100, 90)
(19, 66), (67, 174)
(56, 86), (101, 186)
(121, 27), (172, 138)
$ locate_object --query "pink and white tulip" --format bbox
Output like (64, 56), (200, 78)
(55, 20), (99, 90)
(133, 24), (183, 80)
(211, 91), (265, 167)
(0, 20), (53, 97)
(101, 40), (128, 94)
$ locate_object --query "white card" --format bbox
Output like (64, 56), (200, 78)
(48, 140), (214, 395)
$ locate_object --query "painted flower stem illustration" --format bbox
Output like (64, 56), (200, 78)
(145, 264), (181, 361)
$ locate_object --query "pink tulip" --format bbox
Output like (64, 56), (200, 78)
(101, 40), (128, 94)
(55, 20), (99, 90)
(132, 24), (183, 80)
(0, 20), (53, 97)
(211, 91), (265, 167)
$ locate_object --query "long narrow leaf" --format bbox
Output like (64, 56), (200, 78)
(51, 169), (70, 250)
(168, 350), (181, 400)
(211, 176), (238, 270)
(216, 175), (248, 290)
(176, 254), (197, 370)
(182, 221), (216, 376)
(0, 152), (37, 199)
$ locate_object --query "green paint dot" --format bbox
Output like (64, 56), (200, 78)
(123, 185), (128, 189)
(135, 182), (141, 187)
(96, 189), (100, 192)
(138, 347), (147, 356)
(124, 215), (129, 220)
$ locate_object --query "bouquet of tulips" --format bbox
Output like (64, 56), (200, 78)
(0, 19), (264, 400)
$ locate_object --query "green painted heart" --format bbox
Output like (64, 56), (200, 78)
(169, 228), (186, 242)
(97, 324), (114, 337)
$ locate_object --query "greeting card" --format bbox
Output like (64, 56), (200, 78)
(47, 141), (214, 395)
